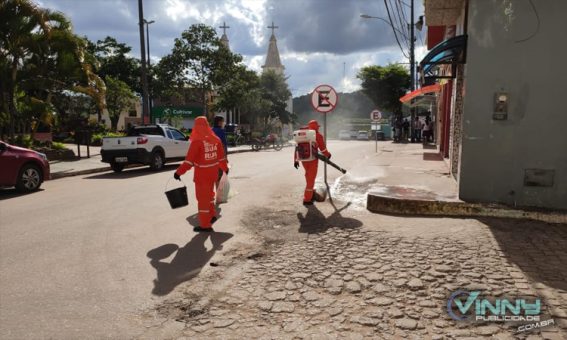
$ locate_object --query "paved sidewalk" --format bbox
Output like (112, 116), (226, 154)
(352, 142), (566, 223)
(328, 141), (458, 210)
(49, 144), (285, 179)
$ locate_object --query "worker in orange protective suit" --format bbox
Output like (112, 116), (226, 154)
(174, 116), (228, 232)
(294, 120), (331, 205)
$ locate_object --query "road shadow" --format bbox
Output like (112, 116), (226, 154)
(423, 152), (443, 161)
(0, 188), (45, 201)
(186, 206), (223, 227)
(83, 164), (178, 179)
(297, 202), (362, 234)
(481, 217), (567, 292)
(147, 232), (233, 296)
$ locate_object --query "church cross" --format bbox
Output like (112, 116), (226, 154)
(268, 21), (278, 35)
(219, 21), (230, 35)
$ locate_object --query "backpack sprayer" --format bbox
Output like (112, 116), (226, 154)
(293, 129), (347, 174)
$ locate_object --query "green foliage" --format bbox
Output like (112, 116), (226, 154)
(357, 64), (410, 115)
(51, 141), (66, 150)
(154, 24), (242, 112)
(216, 68), (293, 129)
(105, 76), (135, 131)
(90, 131), (125, 146)
(259, 70), (292, 124)
(0, 0), (106, 139)
(87, 36), (142, 94)
(12, 134), (33, 148)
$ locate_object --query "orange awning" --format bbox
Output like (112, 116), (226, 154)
(399, 84), (442, 103)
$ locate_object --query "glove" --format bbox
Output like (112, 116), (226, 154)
(174, 173), (181, 181)
(327, 154), (332, 160)
(225, 168), (229, 175)
(294, 161), (299, 169)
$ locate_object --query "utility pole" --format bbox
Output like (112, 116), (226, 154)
(138, 0), (150, 125)
(144, 19), (155, 113)
(343, 62), (346, 91)
(409, 0), (416, 141)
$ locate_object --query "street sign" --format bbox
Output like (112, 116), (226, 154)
(311, 84), (338, 114)
(371, 110), (382, 121)
(310, 84), (339, 191)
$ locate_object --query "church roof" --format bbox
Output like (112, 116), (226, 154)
(220, 33), (229, 49)
(263, 33), (284, 71)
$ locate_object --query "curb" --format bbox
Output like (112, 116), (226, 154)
(366, 194), (567, 224)
(49, 145), (286, 180)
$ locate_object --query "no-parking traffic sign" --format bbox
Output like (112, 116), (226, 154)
(311, 84), (338, 114)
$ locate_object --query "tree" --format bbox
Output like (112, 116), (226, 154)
(0, 0), (106, 139)
(105, 76), (135, 131)
(260, 70), (293, 125)
(357, 64), (410, 115)
(0, 0), (52, 139)
(87, 36), (141, 95)
(154, 24), (242, 118)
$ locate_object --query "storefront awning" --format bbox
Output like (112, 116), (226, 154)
(399, 84), (442, 103)
(419, 35), (467, 85)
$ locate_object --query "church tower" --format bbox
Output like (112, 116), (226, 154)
(219, 22), (230, 49)
(262, 21), (285, 75)
(262, 21), (292, 115)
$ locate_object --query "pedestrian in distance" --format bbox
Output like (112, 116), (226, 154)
(212, 115), (228, 157)
(212, 115), (229, 184)
(174, 116), (228, 232)
(394, 115), (403, 143)
(294, 120), (331, 206)
(412, 116), (422, 143)
(423, 116), (431, 144)
(402, 118), (410, 142)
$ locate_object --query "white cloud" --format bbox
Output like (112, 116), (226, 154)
(225, 0), (267, 47)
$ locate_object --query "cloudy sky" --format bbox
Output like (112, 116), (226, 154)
(37, 0), (427, 97)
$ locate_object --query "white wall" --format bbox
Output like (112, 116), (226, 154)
(459, 0), (567, 210)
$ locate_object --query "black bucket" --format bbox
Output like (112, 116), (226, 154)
(165, 180), (188, 209)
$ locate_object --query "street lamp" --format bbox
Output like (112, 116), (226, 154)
(360, 14), (408, 39)
(143, 19), (155, 111)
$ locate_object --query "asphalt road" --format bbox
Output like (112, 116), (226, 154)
(0, 140), (371, 339)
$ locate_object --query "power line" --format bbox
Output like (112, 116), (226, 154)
(393, 0), (410, 47)
(384, 0), (409, 59)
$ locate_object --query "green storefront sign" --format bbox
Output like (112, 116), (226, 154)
(151, 106), (204, 119)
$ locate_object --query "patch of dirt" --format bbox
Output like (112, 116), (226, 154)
(241, 207), (306, 244)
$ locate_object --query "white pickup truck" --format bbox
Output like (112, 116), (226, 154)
(101, 124), (190, 172)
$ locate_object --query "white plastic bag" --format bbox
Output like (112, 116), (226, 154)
(216, 172), (230, 204)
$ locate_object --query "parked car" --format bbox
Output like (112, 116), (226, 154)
(0, 141), (50, 192)
(350, 131), (358, 139)
(338, 130), (351, 140)
(357, 130), (369, 140)
(101, 124), (190, 173)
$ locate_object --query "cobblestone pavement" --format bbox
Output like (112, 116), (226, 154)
(140, 206), (567, 340)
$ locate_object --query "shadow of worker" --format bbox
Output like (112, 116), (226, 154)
(297, 202), (362, 234)
(146, 232), (233, 296)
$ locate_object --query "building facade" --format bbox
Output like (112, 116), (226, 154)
(422, 0), (567, 210)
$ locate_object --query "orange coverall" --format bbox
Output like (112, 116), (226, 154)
(175, 117), (228, 228)
(294, 120), (331, 203)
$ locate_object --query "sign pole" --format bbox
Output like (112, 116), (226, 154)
(310, 84), (338, 199)
(376, 128), (378, 153)
(324, 112), (328, 187)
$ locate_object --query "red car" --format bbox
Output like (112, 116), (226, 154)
(0, 140), (50, 192)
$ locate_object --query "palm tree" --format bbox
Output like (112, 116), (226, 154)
(0, 0), (51, 140)
(0, 0), (106, 140)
